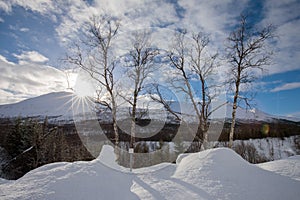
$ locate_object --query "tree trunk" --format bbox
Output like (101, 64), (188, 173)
(111, 97), (120, 162)
(130, 92), (138, 149)
(200, 75), (207, 150)
(229, 101), (237, 148)
(229, 80), (240, 148)
(202, 131), (208, 150)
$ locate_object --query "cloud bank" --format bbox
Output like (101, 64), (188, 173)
(271, 82), (300, 92)
(0, 54), (67, 104)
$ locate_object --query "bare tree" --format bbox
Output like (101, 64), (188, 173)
(149, 83), (181, 121)
(160, 30), (219, 150)
(120, 31), (159, 149)
(65, 15), (120, 146)
(226, 14), (275, 148)
(189, 32), (219, 149)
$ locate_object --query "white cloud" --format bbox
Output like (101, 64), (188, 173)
(0, 54), (68, 104)
(0, 17), (4, 23)
(19, 27), (29, 32)
(0, 0), (56, 14)
(262, 0), (300, 75)
(0, 1), (12, 13)
(177, 0), (249, 42)
(271, 82), (300, 92)
(13, 51), (49, 64)
(55, 0), (179, 45)
(0, 55), (15, 65)
(13, 0), (55, 14)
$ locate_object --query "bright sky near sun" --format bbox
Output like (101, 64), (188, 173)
(0, 0), (299, 118)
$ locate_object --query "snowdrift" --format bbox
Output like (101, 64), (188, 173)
(0, 146), (299, 200)
(257, 155), (300, 181)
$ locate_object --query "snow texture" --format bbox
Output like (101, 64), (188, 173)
(0, 145), (299, 200)
(257, 155), (300, 181)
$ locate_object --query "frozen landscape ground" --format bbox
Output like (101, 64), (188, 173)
(0, 145), (299, 200)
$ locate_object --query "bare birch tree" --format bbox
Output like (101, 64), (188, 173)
(226, 14), (275, 148)
(121, 31), (159, 149)
(161, 30), (219, 150)
(65, 15), (120, 146)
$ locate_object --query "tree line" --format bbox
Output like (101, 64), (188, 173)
(0, 118), (93, 179)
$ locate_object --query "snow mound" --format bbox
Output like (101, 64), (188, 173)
(173, 148), (300, 200)
(97, 145), (123, 171)
(0, 145), (139, 200)
(257, 155), (300, 181)
(0, 146), (299, 200)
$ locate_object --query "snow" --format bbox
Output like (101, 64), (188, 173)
(223, 103), (273, 121)
(257, 155), (300, 181)
(234, 136), (299, 160)
(0, 145), (299, 200)
(2, 91), (297, 123)
(212, 136), (300, 162)
(0, 92), (74, 119)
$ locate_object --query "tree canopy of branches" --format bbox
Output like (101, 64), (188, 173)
(226, 14), (275, 148)
(65, 15), (120, 146)
(120, 31), (159, 149)
(152, 30), (219, 150)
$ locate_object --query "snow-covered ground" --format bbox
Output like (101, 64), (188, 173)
(257, 155), (300, 181)
(0, 145), (299, 200)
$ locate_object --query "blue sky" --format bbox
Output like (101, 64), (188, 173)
(0, 0), (299, 118)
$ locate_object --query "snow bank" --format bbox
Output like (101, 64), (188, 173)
(257, 155), (300, 181)
(173, 148), (300, 200)
(0, 146), (299, 200)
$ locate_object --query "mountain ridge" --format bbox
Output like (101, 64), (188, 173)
(0, 91), (298, 123)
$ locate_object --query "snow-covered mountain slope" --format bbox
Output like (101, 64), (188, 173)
(0, 92), (74, 119)
(0, 145), (299, 200)
(0, 91), (298, 122)
(225, 103), (273, 121)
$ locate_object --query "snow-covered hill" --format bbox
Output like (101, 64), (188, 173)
(0, 145), (299, 200)
(1, 91), (295, 122)
(0, 92), (74, 119)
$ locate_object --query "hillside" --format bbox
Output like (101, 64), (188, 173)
(0, 92), (74, 120)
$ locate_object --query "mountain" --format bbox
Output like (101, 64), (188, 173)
(0, 91), (298, 123)
(0, 92), (74, 120)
